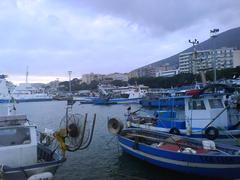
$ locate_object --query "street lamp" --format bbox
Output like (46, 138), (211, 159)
(68, 71), (72, 94)
(210, 28), (219, 83)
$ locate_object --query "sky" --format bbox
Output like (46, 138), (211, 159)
(0, 0), (239, 84)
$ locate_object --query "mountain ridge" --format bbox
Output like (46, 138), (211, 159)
(134, 27), (240, 71)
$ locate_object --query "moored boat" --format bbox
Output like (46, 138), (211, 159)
(140, 96), (185, 108)
(12, 83), (52, 102)
(93, 85), (147, 105)
(0, 114), (65, 180)
(108, 123), (240, 179)
(127, 84), (240, 142)
(0, 100), (96, 179)
(140, 85), (202, 108)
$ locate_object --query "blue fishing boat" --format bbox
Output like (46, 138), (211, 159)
(127, 84), (240, 141)
(93, 84), (147, 105)
(93, 96), (143, 105)
(140, 88), (201, 108)
(93, 97), (118, 105)
(110, 125), (240, 179)
(140, 96), (185, 108)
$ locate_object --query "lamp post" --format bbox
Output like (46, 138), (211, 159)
(210, 28), (219, 83)
(189, 39), (199, 74)
(68, 71), (72, 94)
(186, 38), (199, 136)
(26, 66), (29, 84)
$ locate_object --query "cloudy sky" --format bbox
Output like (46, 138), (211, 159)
(0, 0), (239, 84)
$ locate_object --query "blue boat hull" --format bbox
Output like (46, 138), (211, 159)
(16, 99), (52, 103)
(0, 99), (9, 103)
(94, 98), (141, 105)
(118, 132), (240, 179)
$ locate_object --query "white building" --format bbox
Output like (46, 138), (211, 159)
(233, 50), (240, 67)
(106, 73), (128, 81)
(82, 73), (105, 84)
(156, 69), (179, 77)
(82, 72), (128, 84)
(179, 47), (240, 74)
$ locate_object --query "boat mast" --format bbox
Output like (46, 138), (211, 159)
(26, 66), (29, 84)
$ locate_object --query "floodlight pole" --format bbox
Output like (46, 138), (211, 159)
(210, 28), (219, 83)
(189, 39), (199, 74)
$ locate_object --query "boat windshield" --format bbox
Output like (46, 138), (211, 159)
(188, 100), (206, 110)
(0, 127), (31, 147)
(208, 99), (224, 109)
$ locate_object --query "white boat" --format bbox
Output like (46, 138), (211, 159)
(12, 68), (52, 102)
(0, 100), (96, 180)
(94, 85), (148, 104)
(0, 108), (65, 179)
(0, 74), (52, 103)
(12, 83), (52, 102)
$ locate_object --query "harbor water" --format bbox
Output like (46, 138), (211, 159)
(0, 101), (213, 180)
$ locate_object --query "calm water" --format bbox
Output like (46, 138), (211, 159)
(0, 101), (211, 180)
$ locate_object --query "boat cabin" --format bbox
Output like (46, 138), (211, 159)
(185, 95), (228, 129)
(154, 94), (229, 130)
(0, 115), (37, 167)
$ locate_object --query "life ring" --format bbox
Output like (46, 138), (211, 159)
(205, 126), (219, 140)
(169, 127), (180, 135)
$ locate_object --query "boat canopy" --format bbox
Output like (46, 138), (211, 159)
(0, 115), (28, 127)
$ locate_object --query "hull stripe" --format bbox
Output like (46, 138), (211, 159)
(119, 142), (240, 169)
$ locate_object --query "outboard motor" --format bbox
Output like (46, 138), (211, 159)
(107, 118), (124, 134)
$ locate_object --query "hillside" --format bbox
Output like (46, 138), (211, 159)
(138, 27), (240, 70)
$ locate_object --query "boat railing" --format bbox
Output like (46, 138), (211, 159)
(37, 144), (54, 162)
(158, 117), (211, 122)
(228, 109), (240, 120)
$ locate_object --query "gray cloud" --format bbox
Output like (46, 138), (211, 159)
(73, 0), (240, 35)
(0, 0), (239, 83)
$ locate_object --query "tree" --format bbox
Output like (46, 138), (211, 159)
(128, 67), (240, 88)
